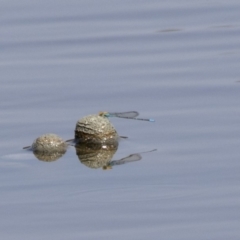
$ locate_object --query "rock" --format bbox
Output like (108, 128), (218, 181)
(75, 114), (118, 145)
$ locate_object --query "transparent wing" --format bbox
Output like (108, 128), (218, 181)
(106, 111), (154, 122)
(110, 149), (157, 167)
(23, 146), (31, 150)
(65, 139), (78, 146)
(108, 111), (139, 118)
(110, 153), (142, 166)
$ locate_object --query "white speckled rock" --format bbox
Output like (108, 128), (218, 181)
(31, 133), (67, 153)
(75, 114), (118, 144)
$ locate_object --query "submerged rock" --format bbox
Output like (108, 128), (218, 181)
(24, 133), (68, 161)
(75, 114), (118, 145)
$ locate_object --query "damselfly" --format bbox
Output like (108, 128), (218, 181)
(103, 149), (157, 169)
(99, 111), (155, 122)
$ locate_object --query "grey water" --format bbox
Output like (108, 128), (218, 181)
(1, 1), (240, 239)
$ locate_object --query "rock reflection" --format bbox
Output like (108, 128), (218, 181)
(33, 150), (66, 162)
(75, 142), (156, 170)
(75, 140), (118, 169)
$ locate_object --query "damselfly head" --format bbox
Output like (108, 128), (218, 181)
(98, 111), (109, 117)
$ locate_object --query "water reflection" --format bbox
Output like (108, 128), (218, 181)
(32, 150), (67, 162)
(102, 150), (156, 170)
(75, 142), (156, 170)
(23, 137), (156, 168)
(75, 142), (118, 169)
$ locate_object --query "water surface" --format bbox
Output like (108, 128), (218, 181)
(1, 1), (240, 239)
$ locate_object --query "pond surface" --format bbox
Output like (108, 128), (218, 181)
(1, 1), (240, 239)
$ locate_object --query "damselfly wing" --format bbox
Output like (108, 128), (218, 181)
(99, 111), (155, 122)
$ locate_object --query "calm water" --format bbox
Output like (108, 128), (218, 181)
(1, 1), (240, 239)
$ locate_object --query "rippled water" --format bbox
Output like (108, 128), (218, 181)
(1, 1), (240, 239)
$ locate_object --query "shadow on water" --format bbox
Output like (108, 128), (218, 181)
(23, 139), (156, 170)
(75, 142), (156, 170)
